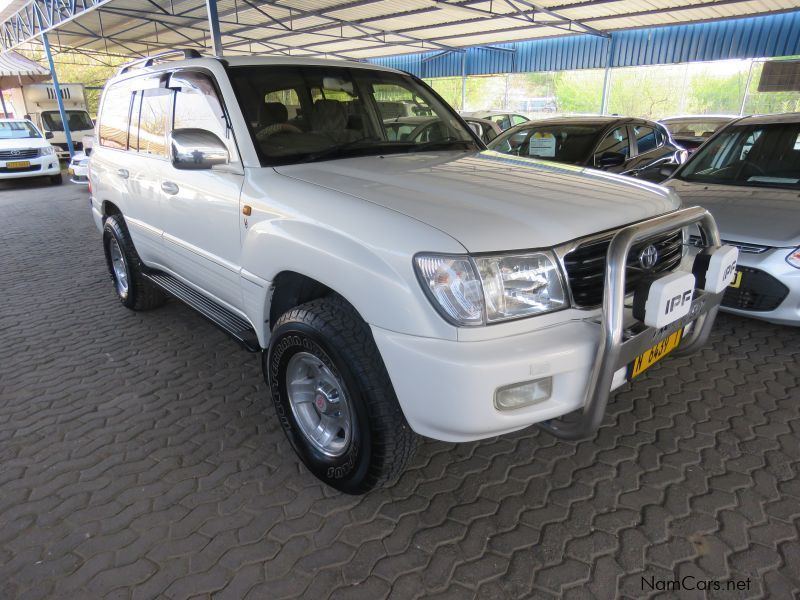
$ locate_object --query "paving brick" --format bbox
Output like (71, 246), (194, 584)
(0, 182), (798, 599)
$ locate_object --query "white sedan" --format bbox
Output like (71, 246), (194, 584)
(0, 118), (61, 184)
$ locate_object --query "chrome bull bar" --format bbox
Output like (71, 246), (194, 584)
(540, 206), (723, 440)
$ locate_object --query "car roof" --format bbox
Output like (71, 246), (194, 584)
(660, 115), (738, 122)
(730, 112), (800, 125)
(514, 115), (628, 126)
(109, 54), (402, 85)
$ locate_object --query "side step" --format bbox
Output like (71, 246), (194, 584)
(145, 272), (261, 352)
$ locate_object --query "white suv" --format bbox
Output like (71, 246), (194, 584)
(90, 51), (738, 494)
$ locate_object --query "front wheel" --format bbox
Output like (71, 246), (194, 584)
(266, 296), (417, 494)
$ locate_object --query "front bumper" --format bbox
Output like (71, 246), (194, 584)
(0, 154), (60, 180)
(69, 156), (90, 184)
(375, 207), (726, 442)
(720, 248), (800, 326)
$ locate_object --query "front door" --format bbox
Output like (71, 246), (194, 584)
(157, 70), (245, 310)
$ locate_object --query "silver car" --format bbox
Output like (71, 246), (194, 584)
(664, 113), (800, 326)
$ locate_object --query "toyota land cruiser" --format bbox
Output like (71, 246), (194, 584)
(90, 51), (737, 494)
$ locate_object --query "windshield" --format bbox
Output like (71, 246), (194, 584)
(664, 119), (730, 139)
(489, 123), (603, 164)
(0, 121), (41, 139)
(679, 122), (800, 189)
(227, 65), (477, 166)
(41, 110), (94, 132)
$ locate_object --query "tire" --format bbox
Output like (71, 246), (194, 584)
(266, 296), (417, 494)
(50, 174), (62, 185)
(102, 215), (165, 311)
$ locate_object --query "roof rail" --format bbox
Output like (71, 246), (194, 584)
(118, 49), (203, 75)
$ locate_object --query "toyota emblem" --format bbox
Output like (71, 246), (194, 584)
(10, 150), (20, 156)
(639, 245), (659, 269)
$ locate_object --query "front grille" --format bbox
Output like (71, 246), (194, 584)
(688, 235), (769, 254)
(0, 148), (39, 159)
(0, 164), (41, 173)
(564, 229), (684, 307)
(722, 266), (788, 311)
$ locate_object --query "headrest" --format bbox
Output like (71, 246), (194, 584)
(259, 102), (288, 126)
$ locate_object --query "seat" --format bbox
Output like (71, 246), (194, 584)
(311, 99), (361, 143)
(258, 102), (289, 129)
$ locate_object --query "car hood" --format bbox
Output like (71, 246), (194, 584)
(0, 137), (51, 150)
(665, 178), (800, 248)
(275, 151), (680, 252)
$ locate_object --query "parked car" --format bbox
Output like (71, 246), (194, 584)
(384, 115), (502, 144)
(0, 118), (61, 185)
(663, 113), (800, 326)
(660, 115), (737, 153)
(68, 135), (93, 184)
(488, 116), (686, 183)
(90, 52), (735, 493)
(461, 110), (528, 131)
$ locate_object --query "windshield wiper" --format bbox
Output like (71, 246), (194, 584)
(292, 138), (399, 165)
(407, 137), (477, 152)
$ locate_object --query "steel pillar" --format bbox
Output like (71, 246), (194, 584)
(206, 0), (224, 57)
(42, 33), (74, 157)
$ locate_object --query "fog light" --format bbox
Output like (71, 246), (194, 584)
(494, 377), (552, 411)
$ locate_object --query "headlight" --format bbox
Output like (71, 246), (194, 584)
(414, 255), (484, 325)
(474, 252), (566, 322)
(414, 251), (567, 326)
(40, 146), (56, 156)
(787, 247), (800, 269)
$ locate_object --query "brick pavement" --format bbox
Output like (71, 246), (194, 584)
(0, 179), (798, 599)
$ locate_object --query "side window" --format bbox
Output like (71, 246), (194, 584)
(99, 83), (132, 150)
(633, 125), (659, 154)
(138, 88), (172, 157)
(512, 115), (527, 126)
(594, 127), (629, 163)
(172, 71), (229, 144)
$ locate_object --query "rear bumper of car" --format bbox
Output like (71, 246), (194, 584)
(0, 154), (60, 180)
(375, 207), (727, 442)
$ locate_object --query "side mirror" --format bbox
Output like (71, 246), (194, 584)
(596, 151), (626, 168)
(45, 131), (54, 140)
(169, 128), (229, 170)
(658, 163), (679, 179)
(466, 122), (482, 137)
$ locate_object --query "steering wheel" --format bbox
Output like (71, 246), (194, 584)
(256, 122), (302, 141)
(741, 160), (765, 175)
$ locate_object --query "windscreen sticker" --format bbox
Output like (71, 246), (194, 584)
(529, 132), (556, 157)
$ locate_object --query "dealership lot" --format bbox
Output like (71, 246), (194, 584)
(0, 180), (797, 598)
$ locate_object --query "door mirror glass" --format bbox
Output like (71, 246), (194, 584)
(466, 121), (482, 137)
(658, 163), (679, 179)
(45, 131), (54, 140)
(169, 128), (229, 170)
(596, 151), (626, 168)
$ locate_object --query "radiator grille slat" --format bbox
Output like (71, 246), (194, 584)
(564, 230), (684, 308)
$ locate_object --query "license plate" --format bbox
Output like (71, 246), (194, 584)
(6, 161), (30, 169)
(629, 328), (684, 380)
(68, 168), (74, 175)
(729, 270), (743, 289)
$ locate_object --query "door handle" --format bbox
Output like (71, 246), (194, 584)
(116, 168), (129, 179)
(161, 181), (179, 195)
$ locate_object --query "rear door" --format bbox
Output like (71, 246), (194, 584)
(157, 70), (245, 309)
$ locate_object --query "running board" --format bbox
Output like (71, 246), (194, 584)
(145, 272), (261, 352)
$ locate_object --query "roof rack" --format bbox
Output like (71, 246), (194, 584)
(118, 49), (203, 75)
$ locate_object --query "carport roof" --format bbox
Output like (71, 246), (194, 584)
(1, 0), (798, 60)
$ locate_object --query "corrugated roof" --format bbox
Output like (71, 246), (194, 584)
(371, 11), (800, 77)
(0, 0), (798, 61)
(0, 49), (49, 86)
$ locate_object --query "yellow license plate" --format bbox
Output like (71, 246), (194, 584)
(629, 328), (683, 379)
(729, 270), (743, 289)
(6, 161), (30, 169)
